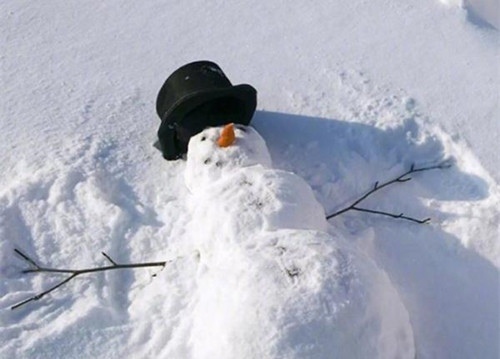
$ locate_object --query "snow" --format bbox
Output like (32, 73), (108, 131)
(1, 0), (499, 358)
(441, 0), (500, 29)
(135, 125), (416, 358)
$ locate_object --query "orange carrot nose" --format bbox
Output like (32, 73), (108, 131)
(217, 123), (236, 148)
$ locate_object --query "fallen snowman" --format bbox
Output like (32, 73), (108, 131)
(131, 123), (416, 358)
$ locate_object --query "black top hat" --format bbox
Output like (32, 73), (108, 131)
(156, 61), (257, 160)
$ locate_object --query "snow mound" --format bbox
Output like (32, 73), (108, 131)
(131, 229), (415, 358)
(133, 124), (415, 358)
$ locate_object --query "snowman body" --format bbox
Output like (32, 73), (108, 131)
(180, 124), (416, 358)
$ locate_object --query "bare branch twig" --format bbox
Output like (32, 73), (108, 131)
(14, 249), (40, 270)
(11, 249), (168, 310)
(102, 252), (118, 265)
(326, 161), (451, 223)
(351, 207), (431, 224)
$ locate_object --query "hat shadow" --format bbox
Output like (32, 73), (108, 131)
(252, 111), (489, 203)
(252, 110), (499, 357)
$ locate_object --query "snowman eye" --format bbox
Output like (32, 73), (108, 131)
(204, 158), (211, 164)
(200, 136), (207, 141)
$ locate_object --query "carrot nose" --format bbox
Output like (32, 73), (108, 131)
(217, 123), (236, 148)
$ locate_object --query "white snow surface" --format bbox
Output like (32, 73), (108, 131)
(1, 1), (499, 359)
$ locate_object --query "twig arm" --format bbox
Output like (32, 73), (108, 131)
(326, 161), (451, 223)
(11, 249), (168, 310)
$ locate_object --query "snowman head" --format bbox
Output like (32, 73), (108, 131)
(185, 123), (272, 192)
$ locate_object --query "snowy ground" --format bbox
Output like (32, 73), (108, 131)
(1, 1), (499, 358)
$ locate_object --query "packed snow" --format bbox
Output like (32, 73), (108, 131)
(133, 124), (415, 358)
(1, 1), (498, 358)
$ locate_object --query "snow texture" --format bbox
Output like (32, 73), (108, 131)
(182, 125), (415, 358)
(1, 0), (499, 358)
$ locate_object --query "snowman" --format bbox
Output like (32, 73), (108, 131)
(175, 123), (416, 359)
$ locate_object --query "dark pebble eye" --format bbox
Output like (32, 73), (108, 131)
(204, 158), (211, 164)
(201, 136), (206, 141)
(215, 161), (222, 167)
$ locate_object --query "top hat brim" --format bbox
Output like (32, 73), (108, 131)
(158, 83), (257, 128)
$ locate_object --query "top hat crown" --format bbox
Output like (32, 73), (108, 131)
(156, 61), (257, 160)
